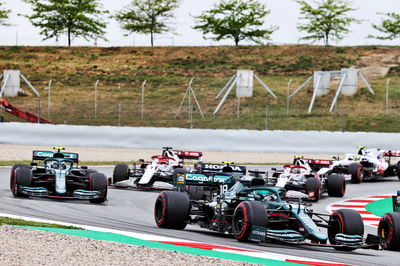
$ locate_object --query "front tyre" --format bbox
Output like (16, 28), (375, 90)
(328, 209), (364, 251)
(154, 191), (190, 230)
(89, 173), (108, 203)
(348, 163), (364, 184)
(232, 201), (268, 242)
(305, 177), (321, 202)
(11, 167), (32, 197)
(327, 174), (346, 197)
(378, 212), (400, 251)
(113, 163), (129, 183)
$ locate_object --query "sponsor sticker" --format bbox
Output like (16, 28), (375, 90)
(185, 174), (230, 183)
(176, 174), (185, 184)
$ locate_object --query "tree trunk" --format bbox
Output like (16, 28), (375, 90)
(234, 36), (239, 46)
(324, 34), (329, 46)
(150, 31), (154, 47)
(68, 27), (71, 47)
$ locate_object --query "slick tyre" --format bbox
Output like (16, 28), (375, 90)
(154, 191), (190, 230)
(89, 173), (107, 203)
(10, 164), (27, 190)
(12, 167), (32, 197)
(328, 209), (364, 251)
(232, 201), (268, 242)
(327, 174), (346, 197)
(348, 163), (363, 184)
(113, 164), (129, 184)
(378, 212), (400, 251)
(397, 162), (400, 180)
(305, 177), (321, 202)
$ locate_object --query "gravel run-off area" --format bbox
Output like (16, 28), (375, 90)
(0, 226), (253, 266)
(0, 144), (338, 163)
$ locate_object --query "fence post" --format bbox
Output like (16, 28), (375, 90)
(286, 79), (292, 116)
(47, 79), (52, 119)
(118, 103), (122, 127)
(385, 78), (390, 116)
(94, 80), (99, 118)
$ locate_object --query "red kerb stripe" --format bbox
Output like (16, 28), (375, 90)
(286, 259), (351, 266)
(156, 241), (256, 252)
(330, 204), (365, 208)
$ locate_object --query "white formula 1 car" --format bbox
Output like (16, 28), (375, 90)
(330, 146), (400, 183)
(269, 156), (346, 201)
(111, 147), (203, 188)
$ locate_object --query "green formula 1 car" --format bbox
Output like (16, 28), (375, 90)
(155, 174), (381, 251)
(10, 147), (107, 203)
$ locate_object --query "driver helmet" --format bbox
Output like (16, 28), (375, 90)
(51, 161), (59, 169)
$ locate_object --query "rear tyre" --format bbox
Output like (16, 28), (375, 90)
(113, 164), (129, 183)
(12, 167), (32, 197)
(397, 162), (400, 180)
(327, 174), (346, 197)
(232, 201), (268, 242)
(348, 163), (363, 184)
(378, 212), (400, 251)
(328, 209), (364, 251)
(154, 191), (190, 230)
(305, 177), (321, 202)
(89, 173), (107, 203)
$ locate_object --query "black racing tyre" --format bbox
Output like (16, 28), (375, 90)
(154, 191), (190, 230)
(10, 164), (27, 190)
(327, 174), (346, 197)
(348, 163), (363, 184)
(378, 212), (400, 251)
(305, 177), (321, 202)
(113, 163), (129, 183)
(397, 162), (400, 180)
(328, 209), (364, 251)
(232, 201), (268, 242)
(89, 173), (108, 203)
(12, 167), (32, 197)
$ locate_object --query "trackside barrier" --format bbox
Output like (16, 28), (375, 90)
(1, 122), (400, 153)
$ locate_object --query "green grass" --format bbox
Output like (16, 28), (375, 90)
(0, 217), (81, 229)
(1, 45), (400, 132)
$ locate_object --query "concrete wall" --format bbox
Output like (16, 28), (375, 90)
(0, 122), (399, 153)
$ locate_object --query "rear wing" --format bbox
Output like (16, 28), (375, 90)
(173, 150), (203, 161)
(32, 150), (79, 163)
(197, 163), (246, 174)
(294, 157), (333, 172)
(383, 151), (400, 157)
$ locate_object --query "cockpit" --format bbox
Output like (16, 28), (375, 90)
(45, 159), (72, 171)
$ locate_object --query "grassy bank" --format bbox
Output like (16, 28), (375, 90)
(1, 45), (399, 132)
(0, 217), (80, 229)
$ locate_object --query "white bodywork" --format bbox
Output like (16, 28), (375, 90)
(332, 149), (389, 174)
(275, 160), (315, 188)
(138, 150), (181, 185)
(46, 161), (72, 194)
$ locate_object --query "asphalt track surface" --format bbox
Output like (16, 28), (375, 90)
(1, 165), (400, 266)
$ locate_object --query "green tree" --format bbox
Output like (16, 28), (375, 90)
(115, 0), (180, 47)
(0, 1), (10, 26)
(369, 13), (400, 40)
(193, 0), (277, 46)
(296, 0), (359, 46)
(23, 0), (108, 46)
